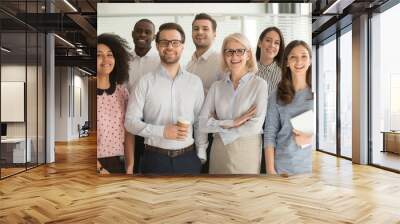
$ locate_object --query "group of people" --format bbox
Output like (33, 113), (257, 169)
(97, 13), (314, 176)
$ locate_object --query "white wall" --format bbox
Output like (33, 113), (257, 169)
(1, 65), (26, 140)
(72, 73), (89, 138)
(1, 65), (30, 136)
(98, 3), (312, 67)
(55, 66), (69, 141)
(54, 67), (89, 141)
(1, 64), (45, 163)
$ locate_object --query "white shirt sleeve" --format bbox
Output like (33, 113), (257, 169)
(200, 80), (268, 145)
(199, 82), (233, 134)
(231, 81), (268, 136)
(124, 77), (165, 138)
(193, 81), (208, 161)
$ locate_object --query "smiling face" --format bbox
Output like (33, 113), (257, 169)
(97, 44), (115, 76)
(132, 20), (155, 50)
(224, 40), (250, 73)
(192, 19), (216, 49)
(156, 29), (184, 65)
(287, 45), (311, 77)
(258, 30), (281, 61)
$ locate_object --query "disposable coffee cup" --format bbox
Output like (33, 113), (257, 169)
(177, 117), (190, 128)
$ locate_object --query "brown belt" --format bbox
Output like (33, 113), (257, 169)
(144, 144), (194, 158)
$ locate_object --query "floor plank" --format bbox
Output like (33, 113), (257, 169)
(0, 134), (399, 223)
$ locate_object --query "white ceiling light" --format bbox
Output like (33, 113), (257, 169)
(78, 67), (93, 76)
(1, 47), (11, 53)
(54, 34), (75, 48)
(63, 0), (78, 12)
(323, 0), (355, 15)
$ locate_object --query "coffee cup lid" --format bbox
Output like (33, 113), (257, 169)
(177, 117), (190, 124)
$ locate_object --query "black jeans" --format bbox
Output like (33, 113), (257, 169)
(134, 135), (145, 173)
(140, 148), (202, 175)
(260, 132), (266, 174)
(98, 156), (125, 173)
(201, 133), (213, 174)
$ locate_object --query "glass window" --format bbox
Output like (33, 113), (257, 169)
(38, 33), (46, 165)
(339, 28), (352, 158)
(1, 31), (28, 178)
(27, 31), (39, 169)
(371, 3), (400, 171)
(317, 36), (337, 155)
(0, 1), (46, 179)
(97, 4), (312, 67)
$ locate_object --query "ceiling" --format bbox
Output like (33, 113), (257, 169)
(0, 0), (97, 74)
(0, 0), (393, 75)
(311, 0), (390, 43)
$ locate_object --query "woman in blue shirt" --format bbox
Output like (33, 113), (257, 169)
(264, 40), (314, 175)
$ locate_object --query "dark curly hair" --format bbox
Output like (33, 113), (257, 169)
(277, 40), (312, 105)
(256, 26), (285, 67)
(97, 33), (131, 85)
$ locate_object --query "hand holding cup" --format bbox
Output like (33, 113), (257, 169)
(176, 117), (190, 140)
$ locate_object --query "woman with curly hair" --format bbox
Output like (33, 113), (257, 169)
(263, 40), (314, 175)
(97, 33), (134, 174)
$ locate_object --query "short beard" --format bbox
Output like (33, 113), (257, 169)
(194, 43), (210, 50)
(160, 56), (180, 65)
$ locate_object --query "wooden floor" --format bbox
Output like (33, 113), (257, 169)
(1, 163), (45, 178)
(372, 150), (400, 171)
(1, 135), (400, 223)
(0, 167), (26, 178)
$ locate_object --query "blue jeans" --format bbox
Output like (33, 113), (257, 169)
(140, 148), (201, 175)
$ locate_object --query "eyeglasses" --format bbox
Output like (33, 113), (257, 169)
(158, 40), (182, 48)
(224, 48), (248, 57)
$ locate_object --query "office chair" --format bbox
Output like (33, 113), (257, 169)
(79, 121), (90, 138)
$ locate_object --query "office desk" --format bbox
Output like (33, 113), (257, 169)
(381, 131), (400, 154)
(1, 138), (31, 163)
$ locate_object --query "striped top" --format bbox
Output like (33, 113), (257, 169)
(256, 61), (282, 96)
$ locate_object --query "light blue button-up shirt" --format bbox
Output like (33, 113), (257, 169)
(124, 64), (208, 160)
(199, 72), (268, 145)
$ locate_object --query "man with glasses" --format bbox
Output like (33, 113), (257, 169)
(125, 23), (208, 174)
(128, 19), (160, 174)
(186, 13), (222, 173)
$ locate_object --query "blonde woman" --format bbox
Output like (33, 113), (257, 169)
(199, 33), (268, 174)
